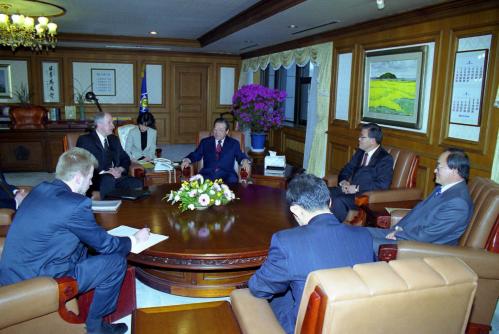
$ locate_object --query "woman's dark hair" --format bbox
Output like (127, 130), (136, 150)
(137, 112), (155, 129)
(446, 148), (470, 181)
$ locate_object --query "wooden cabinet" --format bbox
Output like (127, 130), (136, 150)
(0, 128), (88, 172)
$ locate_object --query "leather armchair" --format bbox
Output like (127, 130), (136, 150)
(325, 146), (422, 224)
(9, 106), (48, 129)
(379, 176), (499, 333)
(231, 256), (477, 334)
(187, 130), (251, 182)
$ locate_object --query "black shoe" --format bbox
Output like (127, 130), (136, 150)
(86, 322), (128, 334)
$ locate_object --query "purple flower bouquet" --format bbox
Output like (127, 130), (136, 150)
(232, 84), (286, 133)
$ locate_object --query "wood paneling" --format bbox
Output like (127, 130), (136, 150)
(0, 49), (240, 145)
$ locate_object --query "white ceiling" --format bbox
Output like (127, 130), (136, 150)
(45, 0), (451, 55)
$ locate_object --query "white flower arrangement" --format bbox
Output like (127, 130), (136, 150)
(165, 174), (236, 211)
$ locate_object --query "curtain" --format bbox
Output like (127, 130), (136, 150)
(238, 42), (333, 176)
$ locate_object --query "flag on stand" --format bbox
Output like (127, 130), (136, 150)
(139, 67), (149, 113)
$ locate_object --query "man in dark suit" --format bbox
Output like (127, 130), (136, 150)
(181, 118), (251, 183)
(0, 148), (150, 334)
(0, 171), (27, 210)
(248, 173), (374, 334)
(368, 148), (473, 253)
(77, 112), (142, 199)
(329, 123), (393, 221)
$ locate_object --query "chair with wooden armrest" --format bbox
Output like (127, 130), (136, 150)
(188, 130), (251, 182)
(9, 106), (48, 129)
(231, 256), (477, 334)
(325, 146), (422, 225)
(116, 124), (145, 178)
(0, 240), (136, 334)
(378, 176), (499, 333)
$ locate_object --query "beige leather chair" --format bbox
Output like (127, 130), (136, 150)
(0, 186), (31, 233)
(188, 130), (250, 182)
(379, 176), (499, 333)
(324, 146), (422, 224)
(0, 237), (86, 334)
(231, 257), (477, 334)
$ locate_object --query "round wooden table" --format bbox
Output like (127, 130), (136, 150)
(95, 183), (294, 297)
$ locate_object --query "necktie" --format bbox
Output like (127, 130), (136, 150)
(216, 140), (222, 160)
(360, 152), (368, 167)
(434, 186), (442, 197)
(104, 138), (110, 151)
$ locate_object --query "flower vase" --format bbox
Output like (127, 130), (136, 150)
(78, 105), (85, 121)
(251, 132), (266, 153)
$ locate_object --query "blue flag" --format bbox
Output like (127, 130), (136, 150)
(139, 68), (149, 113)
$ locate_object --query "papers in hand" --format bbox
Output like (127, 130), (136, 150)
(92, 200), (122, 212)
(107, 225), (169, 254)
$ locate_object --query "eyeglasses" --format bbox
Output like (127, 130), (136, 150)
(358, 136), (369, 140)
(435, 165), (450, 171)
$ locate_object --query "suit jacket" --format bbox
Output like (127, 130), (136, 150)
(0, 179), (131, 286)
(125, 126), (157, 160)
(338, 147), (393, 193)
(0, 171), (16, 210)
(394, 181), (473, 245)
(77, 130), (131, 178)
(186, 135), (249, 182)
(248, 213), (374, 334)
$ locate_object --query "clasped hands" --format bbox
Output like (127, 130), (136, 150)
(181, 158), (251, 173)
(338, 180), (359, 194)
(103, 167), (125, 179)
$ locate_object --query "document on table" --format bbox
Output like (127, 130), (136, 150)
(108, 225), (169, 254)
(385, 207), (412, 215)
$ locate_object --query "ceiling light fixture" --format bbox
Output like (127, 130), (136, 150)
(376, 0), (385, 10)
(288, 24), (298, 29)
(0, 0), (65, 51)
(149, 31), (158, 35)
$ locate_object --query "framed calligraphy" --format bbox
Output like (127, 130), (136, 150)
(91, 68), (116, 96)
(42, 61), (61, 103)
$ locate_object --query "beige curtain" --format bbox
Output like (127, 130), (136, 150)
(238, 42), (333, 176)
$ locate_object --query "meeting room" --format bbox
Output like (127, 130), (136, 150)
(0, 0), (498, 333)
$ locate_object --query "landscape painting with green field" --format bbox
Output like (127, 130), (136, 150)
(367, 59), (418, 117)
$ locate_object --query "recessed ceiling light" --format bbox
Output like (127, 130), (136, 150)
(149, 31), (158, 35)
(288, 24), (298, 29)
(376, 0), (384, 10)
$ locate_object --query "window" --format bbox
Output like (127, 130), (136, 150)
(260, 62), (313, 126)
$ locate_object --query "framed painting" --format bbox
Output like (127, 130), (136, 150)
(0, 65), (12, 98)
(362, 46), (427, 129)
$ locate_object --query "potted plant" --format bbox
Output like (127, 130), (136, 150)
(232, 84), (286, 152)
(73, 81), (90, 120)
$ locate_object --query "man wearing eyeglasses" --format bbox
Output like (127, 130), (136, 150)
(367, 148), (473, 253)
(329, 123), (393, 222)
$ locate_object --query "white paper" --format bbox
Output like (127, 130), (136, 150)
(108, 225), (169, 254)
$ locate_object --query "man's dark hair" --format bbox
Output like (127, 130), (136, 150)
(286, 173), (330, 211)
(213, 117), (230, 131)
(137, 112), (156, 129)
(361, 123), (383, 144)
(445, 148), (470, 181)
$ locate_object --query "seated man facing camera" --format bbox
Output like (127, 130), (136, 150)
(248, 173), (374, 334)
(181, 118), (251, 183)
(0, 148), (150, 334)
(77, 112), (143, 199)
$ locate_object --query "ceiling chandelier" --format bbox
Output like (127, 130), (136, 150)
(0, 0), (65, 51)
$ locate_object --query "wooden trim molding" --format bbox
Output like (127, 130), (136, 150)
(58, 33), (201, 48)
(198, 0), (306, 47)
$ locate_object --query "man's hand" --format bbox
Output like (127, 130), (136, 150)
(14, 189), (28, 209)
(109, 167), (124, 179)
(341, 183), (358, 194)
(181, 158), (191, 170)
(241, 159), (251, 172)
(134, 228), (150, 243)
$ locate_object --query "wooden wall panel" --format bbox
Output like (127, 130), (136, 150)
(0, 49), (240, 145)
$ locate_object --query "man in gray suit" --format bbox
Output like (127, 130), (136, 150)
(368, 148), (473, 253)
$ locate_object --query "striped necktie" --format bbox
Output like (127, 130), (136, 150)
(216, 140), (222, 160)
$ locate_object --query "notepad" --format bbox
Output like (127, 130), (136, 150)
(92, 200), (122, 212)
(108, 225), (169, 254)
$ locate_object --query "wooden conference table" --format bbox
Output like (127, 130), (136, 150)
(95, 183), (294, 297)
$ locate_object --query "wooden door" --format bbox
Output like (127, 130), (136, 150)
(171, 63), (208, 143)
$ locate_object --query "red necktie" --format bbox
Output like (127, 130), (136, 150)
(216, 140), (222, 160)
(361, 152), (368, 167)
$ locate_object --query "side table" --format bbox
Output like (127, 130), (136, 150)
(143, 168), (179, 186)
(361, 200), (420, 228)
